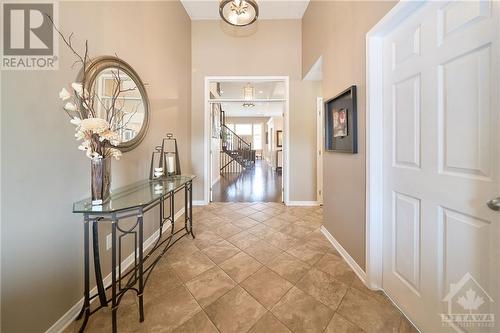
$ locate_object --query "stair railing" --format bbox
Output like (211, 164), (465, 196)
(220, 124), (255, 173)
(221, 124), (252, 152)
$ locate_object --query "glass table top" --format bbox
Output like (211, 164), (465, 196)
(73, 175), (196, 214)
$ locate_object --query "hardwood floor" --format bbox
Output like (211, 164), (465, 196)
(212, 160), (282, 203)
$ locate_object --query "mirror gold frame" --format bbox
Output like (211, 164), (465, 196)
(82, 56), (150, 152)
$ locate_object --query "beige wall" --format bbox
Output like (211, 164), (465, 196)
(1, 1), (191, 332)
(302, 0), (396, 269)
(192, 20), (320, 203)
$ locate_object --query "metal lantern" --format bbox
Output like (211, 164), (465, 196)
(149, 133), (182, 180)
(149, 146), (165, 180)
(160, 133), (181, 177)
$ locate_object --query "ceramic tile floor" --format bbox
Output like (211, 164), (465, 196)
(65, 202), (418, 333)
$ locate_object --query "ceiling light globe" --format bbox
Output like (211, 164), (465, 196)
(219, 0), (259, 27)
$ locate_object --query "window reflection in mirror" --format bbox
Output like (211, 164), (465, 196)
(92, 68), (145, 144)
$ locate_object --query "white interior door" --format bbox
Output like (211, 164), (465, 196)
(317, 97), (324, 204)
(382, 1), (499, 332)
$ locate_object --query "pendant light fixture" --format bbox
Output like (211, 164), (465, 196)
(242, 83), (255, 107)
(219, 0), (259, 27)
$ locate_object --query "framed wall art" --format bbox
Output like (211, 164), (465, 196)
(325, 85), (357, 153)
(276, 130), (283, 147)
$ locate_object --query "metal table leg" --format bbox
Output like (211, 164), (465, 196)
(77, 217), (90, 333)
(170, 191), (175, 233)
(92, 219), (107, 307)
(185, 181), (195, 238)
(138, 210), (145, 322)
(190, 182), (194, 238)
(111, 214), (118, 333)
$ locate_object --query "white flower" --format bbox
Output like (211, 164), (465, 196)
(71, 82), (83, 97)
(80, 118), (109, 134)
(78, 140), (90, 151)
(64, 102), (78, 112)
(70, 116), (81, 126)
(75, 131), (85, 141)
(59, 88), (71, 101)
(99, 129), (121, 146)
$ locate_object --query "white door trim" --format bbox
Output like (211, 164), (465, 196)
(203, 76), (290, 205)
(316, 97), (324, 205)
(365, 0), (427, 290)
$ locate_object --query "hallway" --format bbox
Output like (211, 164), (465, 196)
(212, 160), (282, 203)
(65, 202), (416, 333)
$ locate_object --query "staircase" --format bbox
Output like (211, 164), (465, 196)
(219, 112), (255, 174)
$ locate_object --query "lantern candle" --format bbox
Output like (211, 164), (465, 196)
(167, 156), (175, 174)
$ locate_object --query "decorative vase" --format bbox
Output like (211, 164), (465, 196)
(91, 157), (111, 205)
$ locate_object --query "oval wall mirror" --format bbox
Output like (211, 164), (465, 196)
(83, 56), (150, 152)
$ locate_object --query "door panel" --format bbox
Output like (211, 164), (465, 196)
(393, 74), (421, 169)
(438, 45), (491, 179)
(393, 191), (421, 295)
(382, 1), (500, 332)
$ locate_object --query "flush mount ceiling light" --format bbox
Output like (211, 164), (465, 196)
(219, 0), (259, 27)
(242, 83), (255, 107)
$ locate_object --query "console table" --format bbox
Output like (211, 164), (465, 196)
(72, 175), (196, 333)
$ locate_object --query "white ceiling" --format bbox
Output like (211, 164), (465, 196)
(221, 101), (284, 117)
(216, 81), (285, 99)
(210, 81), (285, 117)
(181, 0), (310, 20)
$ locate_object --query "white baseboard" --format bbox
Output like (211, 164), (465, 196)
(45, 208), (186, 333)
(287, 201), (320, 206)
(320, 225), (367, 283)
(193, 200), (208, 206)
(45, 300), (82, 333)
(320, 229), (420, 330)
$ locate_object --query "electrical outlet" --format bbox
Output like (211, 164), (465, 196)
(106, 233), (112, 250)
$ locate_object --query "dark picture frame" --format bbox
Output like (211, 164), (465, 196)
(276, 130), (283, 147)
(325, 85), (357, 153)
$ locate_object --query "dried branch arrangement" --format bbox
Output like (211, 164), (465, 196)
(48, 15), (141, 160)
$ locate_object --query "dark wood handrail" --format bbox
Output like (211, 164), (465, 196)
(222, 124), (252, 150)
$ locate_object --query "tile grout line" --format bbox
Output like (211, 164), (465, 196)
(234, 226), (323, 332)
(165, 251), (224, 332)
(166, 204), (326, 333)
(194, 208), (305, 332)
